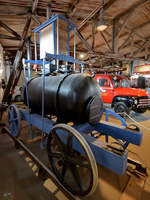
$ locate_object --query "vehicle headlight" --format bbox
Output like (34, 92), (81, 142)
(134, 99), (138, 104)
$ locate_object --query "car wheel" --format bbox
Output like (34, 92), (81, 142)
(114, 102), (130, 117)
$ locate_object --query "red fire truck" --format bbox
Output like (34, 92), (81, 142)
(95, 74), (150, 115)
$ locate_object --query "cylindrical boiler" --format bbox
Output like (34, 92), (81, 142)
(24, 73), (103, 125)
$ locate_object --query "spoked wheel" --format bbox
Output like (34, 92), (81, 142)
(47, 123), (98, 196)
(8, 104), (21, 138)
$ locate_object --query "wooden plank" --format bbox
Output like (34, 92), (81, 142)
(78, 0), (117, 31)
(114, 0), (149, 20)
(130, 34), (134, 57)
(112, 18), (119, 53)
(0, 34), (20, 40)
(32, 0), (39, 14)
(92, 21), (96, 50)
(31, 14), (41, 25)
(68, 0), (80, 17)
(99, 31), (112, 51)
(117, 11), (134, 37)
(118, 32), (132, 51)
(76, 28), (112, 47)
(2, 16), (31, 103)
(145, 45), (148, 60)
(0, 20), (20, 38)
(133, 19), (150, 32)
(76, 29), (94, 53)
(5, 0), (39, 102)
(133, 40), (150, 57)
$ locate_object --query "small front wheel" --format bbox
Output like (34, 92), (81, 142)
(8, 104), (21, 138)
(114, 102), (130, 117)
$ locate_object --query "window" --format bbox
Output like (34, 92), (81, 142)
(98, 78), (110, 87)
(112, 79), (130, 88)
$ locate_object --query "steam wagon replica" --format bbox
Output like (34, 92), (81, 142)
(8, 14), (143, 197)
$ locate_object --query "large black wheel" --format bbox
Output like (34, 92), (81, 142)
(134, 108), (147, 113)
(8, 104), (21, 138)
(114, 102), (130, 117)
(47, 124), (98, 196)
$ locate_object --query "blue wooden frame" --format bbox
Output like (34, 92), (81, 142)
(19, 108), (142, 175)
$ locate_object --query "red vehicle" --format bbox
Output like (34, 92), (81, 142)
(95, 74), (150, 114)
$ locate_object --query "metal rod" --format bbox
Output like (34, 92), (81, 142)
(73, 28), (76, 71)
(57, 17), (59, 71)
(81, 64), (84, 73)
(34, 32), (37, 60)
(41, 58), (46, 148)
(27, 36), (31, 80)
(23, 59), (33, 139)
(23, 59), (30, 108)
(34, 32), (37, 72)
(46, 4), (52, 20)
(68, 30), (70, 56)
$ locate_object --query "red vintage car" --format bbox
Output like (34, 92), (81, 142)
(95, 74), (150, 114)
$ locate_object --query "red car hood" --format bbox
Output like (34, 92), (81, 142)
(114, 88), (149, 97)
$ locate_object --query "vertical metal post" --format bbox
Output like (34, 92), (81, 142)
(23, 59), (29, 109)
(46, 4), (52, 20)
(105, 111), (109, 143)
(57, 17), (59, 71)
(130, 60), (134, 76)
(34, 32), (37, 72)
(68, 30), (70, 56)
(73, 28), (76, 71)
(81, 64), (84, 73)
(27, 36), (31, 80)
(34, 32), (37, 60)
(112, 18), (119, 53)
(41, 58), (46, 149)
(23, 59), (34, 139)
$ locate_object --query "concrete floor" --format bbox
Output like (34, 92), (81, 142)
(0, 108), (150, 200)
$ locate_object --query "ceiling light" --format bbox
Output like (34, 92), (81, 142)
(80, 53), (84, 59)
(0, 69), (3, 74)
(97, 2), (107, 31)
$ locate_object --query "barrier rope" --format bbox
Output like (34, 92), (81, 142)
(117, 112), (150, 132)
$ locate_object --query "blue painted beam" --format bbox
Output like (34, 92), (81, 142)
(94, 122), (142, 146)
(33, 14), (76, 33)
(20, 109), (129, 175)
(23, 59), (50, 65)
(46, 53), (84, 65)
(74, 122), (142, 146)
(82, 133), (128, 175)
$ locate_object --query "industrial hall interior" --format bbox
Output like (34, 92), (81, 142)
(1, 0), (150, 200)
